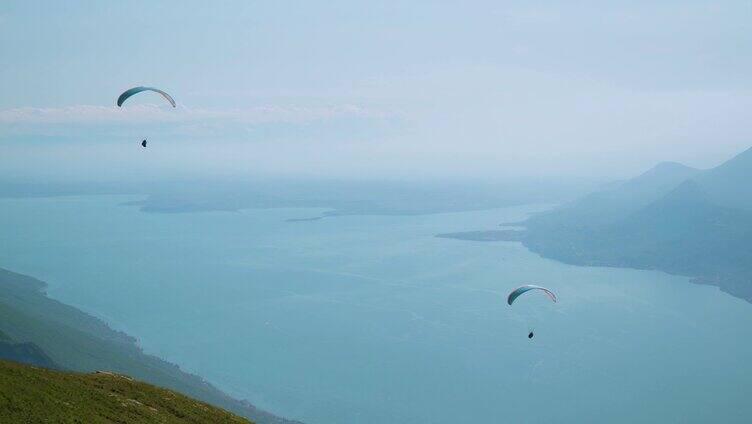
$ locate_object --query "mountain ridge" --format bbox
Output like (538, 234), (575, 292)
(523, 146), (752, 301)
(440, 145), (752, 302)
(527, 160), (700, 230)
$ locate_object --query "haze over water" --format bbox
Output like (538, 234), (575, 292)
(1, 195), (751, 423)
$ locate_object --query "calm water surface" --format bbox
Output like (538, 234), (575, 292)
(1, 195), (751, 423)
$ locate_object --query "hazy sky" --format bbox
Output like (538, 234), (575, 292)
(1, 1), (751, 181)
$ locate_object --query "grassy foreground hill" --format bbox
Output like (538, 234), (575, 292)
(0, 268), (300, 424)
(0, 359), (250, 423)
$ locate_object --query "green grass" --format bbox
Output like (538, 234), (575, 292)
(0, 359), (251, 423)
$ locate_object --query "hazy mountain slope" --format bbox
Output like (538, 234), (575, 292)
(521, 146), (752, 301)
(528, 161), (699, 229)
(694, 146), (752, 210)
(0, 268), (300, 424)
(0, 329), (57, 369)
(0, 359), (251, 423)
(612, 181), (752, 277)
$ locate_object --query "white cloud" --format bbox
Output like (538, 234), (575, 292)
(0, 104), (383, 125)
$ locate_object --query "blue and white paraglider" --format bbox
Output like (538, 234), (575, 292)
(507, 284), (557, 339)
(117, 86), (176, 148)
(117, 86), (176, 108)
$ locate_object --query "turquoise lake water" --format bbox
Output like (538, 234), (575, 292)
(1, 195), (751, 423)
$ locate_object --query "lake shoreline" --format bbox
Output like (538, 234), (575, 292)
(435, 228), (752, 304)
(5, 196), (752, 423)
(0, 266), (301, 424)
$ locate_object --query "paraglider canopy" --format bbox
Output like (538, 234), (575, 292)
(117, 86), (176, 108)
(508, 284), (556, 340)
(507, 285), (557, 306)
